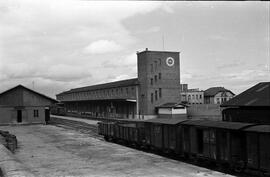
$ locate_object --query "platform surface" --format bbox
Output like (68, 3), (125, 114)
(0, 125), (234, 177)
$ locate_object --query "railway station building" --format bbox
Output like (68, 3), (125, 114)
(56, 49), (182, 120)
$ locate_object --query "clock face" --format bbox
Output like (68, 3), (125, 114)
(166, 57), (174, 67)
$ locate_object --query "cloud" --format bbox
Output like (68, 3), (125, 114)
(0, 1), (170, 97)
(83, 40), (123, 54)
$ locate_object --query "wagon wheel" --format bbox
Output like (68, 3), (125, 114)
(233, 161), (246, 173)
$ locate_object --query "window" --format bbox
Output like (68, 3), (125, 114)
(155, 90), (158, 100)
(150, 64), (153, 73)
(33, 110), (39, 117)
(151, 93), (154, 103)
(154, 61), (157, 71)
(126, 88), (129, 94)
(154, 75), (157, 82)
(159, 58), (161, 65)
(196, 95), (198, 99)
(199, 94), (202, 99)
(150, 78), (153, 85)
(159, 73), (161, 80)
(159, 88), (162, 98)
(192, 95), (195, 99)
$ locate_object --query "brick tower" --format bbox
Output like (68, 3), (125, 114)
(137, 49), (181, 119)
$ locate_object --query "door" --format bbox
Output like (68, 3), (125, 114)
(17, 110), (22, 123)
(45, 108), (50, 122)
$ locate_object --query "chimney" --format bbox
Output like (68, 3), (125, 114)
(145, 48), (148, 51)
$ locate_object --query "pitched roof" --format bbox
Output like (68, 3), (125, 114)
(57, 78), (139, 95)
(156, 102), (187, 108)
(221, 82), (270, 107)
(204, 87), (234, 97)
(0, 85), (58, 103)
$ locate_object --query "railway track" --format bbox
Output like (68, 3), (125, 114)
(49, 118), (102, 139)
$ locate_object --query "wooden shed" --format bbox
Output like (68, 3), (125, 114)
(0, 85), (57, 125)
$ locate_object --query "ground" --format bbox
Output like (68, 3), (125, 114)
(0, 125), (233, 177)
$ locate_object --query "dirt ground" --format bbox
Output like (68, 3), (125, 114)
(0, 125), (234, 177)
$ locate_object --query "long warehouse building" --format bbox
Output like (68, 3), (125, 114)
(56, 49), (182, 120)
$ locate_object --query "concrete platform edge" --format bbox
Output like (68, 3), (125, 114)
(0, 144), (35, 177)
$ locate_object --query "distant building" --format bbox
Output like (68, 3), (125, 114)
(221, 82), (270, 124)
(57, 49), (181, 120)
(0, 85), (57, 125)
(180, 84), (204, 104)
(204, 87), (234, 104)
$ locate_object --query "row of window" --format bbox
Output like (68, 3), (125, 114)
(188, 94), (203, 100)
(150, 88), (162, 103)
(150, 73), (162, 85)
(33, 110), (39, 117)
(61, 86), (136, 100)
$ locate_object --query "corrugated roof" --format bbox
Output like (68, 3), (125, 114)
(244, 125), (270, 133)
(144, 118), (187, 125)
(221, 82), (270, 107)
(204, 87), (234, 97)
(57, 78), (138, 95)
(181, 120), (253, 130)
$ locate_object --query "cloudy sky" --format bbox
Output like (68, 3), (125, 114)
(0, 1), (269, 98)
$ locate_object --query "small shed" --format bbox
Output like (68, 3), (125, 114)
(156, 103), (187, 119)
(0, 85), (57, 125)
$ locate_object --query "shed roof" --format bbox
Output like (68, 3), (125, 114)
(156, 102), (187, 108)
(204, 87), (234, 97)
(0, 85), (57, 103)
(144, 118), (187, 125)
(221, 82), (270, 107)
(244, 125), (270, 133)
(57, 78), (139, 95)
(181, 120), (253, 130)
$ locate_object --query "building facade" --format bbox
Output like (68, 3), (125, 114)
(204, 87), (234, 104)
(0, 85), (57, 125)
(56, 49), (181, 120)
(180, 84), (204, 104)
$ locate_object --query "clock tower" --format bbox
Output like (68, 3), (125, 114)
(137, 49), (181, 119)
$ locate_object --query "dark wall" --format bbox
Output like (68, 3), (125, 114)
(222, 107), (270, 124)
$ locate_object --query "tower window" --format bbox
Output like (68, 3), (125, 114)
(154, 61), (157, 71)
(150, 64), (153, 73)
(151, 93), (154, 103)
(150, 78), (153, 85)
(154, 75), (157, 82)
(155, 90), (158, 101)
(159, 88), (162, 98)
(158, 73), (161, 79)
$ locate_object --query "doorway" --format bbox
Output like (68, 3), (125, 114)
(45, 108), (50, 123)
(17, 110), (22, 123)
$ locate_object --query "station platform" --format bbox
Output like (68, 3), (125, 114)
(50, 115), (100, 125)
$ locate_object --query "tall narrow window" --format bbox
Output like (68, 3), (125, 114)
(155, 90), (158, 101)
(154, 75), (157, 82)
(150, 78), (153, 85)
(159, 88), (162, 98)
(126, 88), (129, 95)
(151, 93), (154, 103)
(159, 73), (161, 80)
(150, 64), (153, 73)
(154, 61), (157, 71)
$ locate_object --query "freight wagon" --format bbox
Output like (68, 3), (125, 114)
(97, 118), (270, 176)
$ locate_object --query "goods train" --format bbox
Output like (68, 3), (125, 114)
(98, 118), (270, 176)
